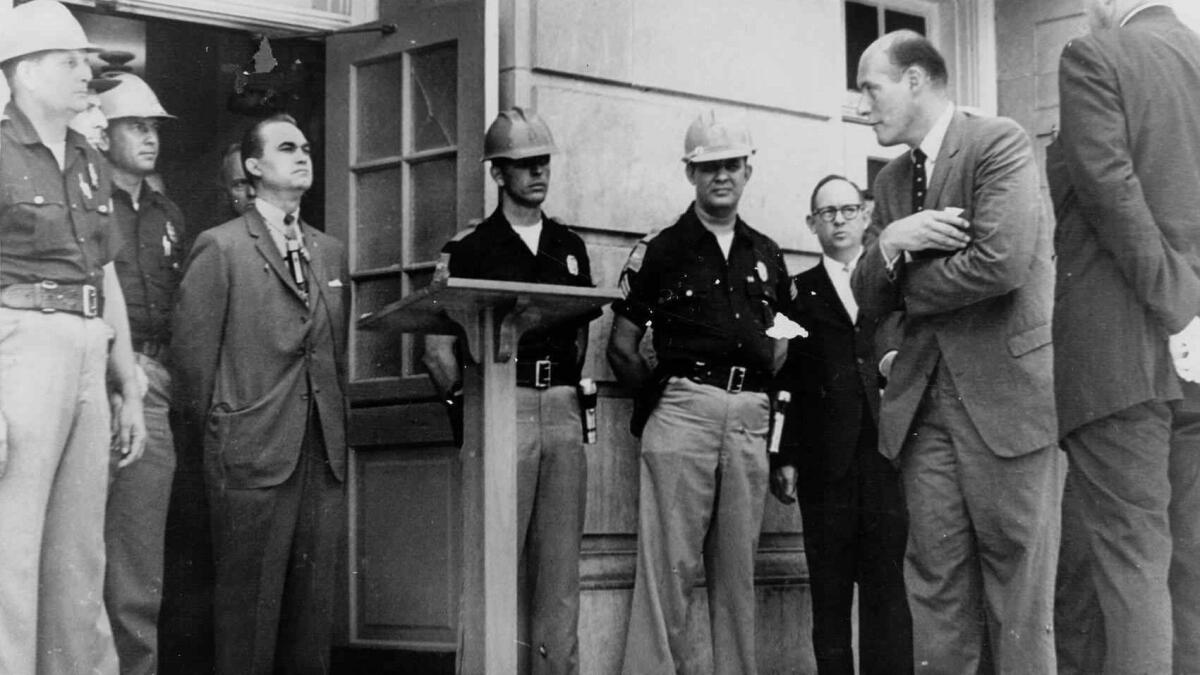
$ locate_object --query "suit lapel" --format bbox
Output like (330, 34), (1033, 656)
(811, 264), (854, 326)
(245, 210), (309, 306)
(925, 111), (965, 210)
(304, 225), (330, 313)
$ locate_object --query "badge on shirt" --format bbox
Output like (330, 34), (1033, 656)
(78, 174), (93, 201)
(87, 162), (99, 190)
(755, 260), (768, 283)
(567, 254), (579, 276)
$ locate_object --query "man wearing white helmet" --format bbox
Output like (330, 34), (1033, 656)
(609, 111), (791, 674)
(424, 107), (596, 674)
(0, 1), (146, 674)
(99, 72), (184, 675)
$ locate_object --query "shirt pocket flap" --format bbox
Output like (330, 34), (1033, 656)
(1007, 322), (1052, 357)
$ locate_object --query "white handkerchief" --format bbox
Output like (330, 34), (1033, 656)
(765, 313), (808, 340)
(328, 279), (344, 288)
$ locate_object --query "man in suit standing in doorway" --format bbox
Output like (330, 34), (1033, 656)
(172, 113), (349, 674)
(1052, 1), (1200, 671)
(772, 174), (911, 675)
(851, 31), (1061, 672)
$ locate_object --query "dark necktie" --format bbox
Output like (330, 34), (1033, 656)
(283, 213), (308, 300)
(912, 148), (927, 214)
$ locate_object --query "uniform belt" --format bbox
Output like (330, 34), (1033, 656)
(135, 339), (168, 360)
(668, 361), (770, 394)
(515, 359), (575, 389)
(0, 281), (102, 318)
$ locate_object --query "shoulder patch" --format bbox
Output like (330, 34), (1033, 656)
(618, 229), (663, 297)
(434, 222), (482, 284)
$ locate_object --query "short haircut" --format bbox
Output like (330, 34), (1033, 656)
(239, 113), (299, 186)
(884, 30), (949, 87)
(809, 174), (863, 213)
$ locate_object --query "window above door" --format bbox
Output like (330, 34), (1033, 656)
(61, 0), (378, 33)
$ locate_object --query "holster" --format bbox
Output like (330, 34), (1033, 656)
(630, 372), (669, 439)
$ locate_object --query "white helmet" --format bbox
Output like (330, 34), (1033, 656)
(682, 110), (755, 164)
(0, 0), (98, 65)
(97, 72), (175, 120)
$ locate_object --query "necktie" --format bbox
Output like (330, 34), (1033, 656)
(912, 148), (927, 214)
(841, 263), (859, 321)
(283, 214), (308, 299)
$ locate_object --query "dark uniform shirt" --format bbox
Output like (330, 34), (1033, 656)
(445, 207), (595, 374)
(614, 205), (791, 375)
(111, 184), (185, 345)
(0, 102), (119, 289)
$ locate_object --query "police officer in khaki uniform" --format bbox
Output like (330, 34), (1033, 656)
(609, 111), (791, 675)
(0, 1), (146, 673)
(99, 72), (183, 675)
(424, 108), (596, 675)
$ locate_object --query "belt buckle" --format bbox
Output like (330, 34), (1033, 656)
(535, 359), (552, 389)
(81, 285), (98, 318)
(726, 366), (746, 394)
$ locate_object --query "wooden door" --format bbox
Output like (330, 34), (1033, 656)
(325, 0), (489, 652)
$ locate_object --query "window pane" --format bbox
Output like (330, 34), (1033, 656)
(885, 9), (926, 35)
(410, 158), (458, 263)
(409, 43), (458, 152)
(356, 57), (404, 161)
(845, 1), (879, 91)
(356, 167), (404, 270)
(355, 276), (406, 380)
(404, 268), (435, 376)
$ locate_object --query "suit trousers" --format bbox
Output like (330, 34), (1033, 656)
(516, 386), (587, 675)
(1055, 400), (1200, 675)
(0, 309), (118, 675)
(622, 377), (770, 675)
(901, 361), (1063, 674)
(105, 353), (176, 675)
(209, 409), (345, 675)
(799, 412), (911, 675)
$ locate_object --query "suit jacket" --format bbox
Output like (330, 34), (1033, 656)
(776, 261), (891, 483)
(1053, 6), (1200, 436)
(172, 209), (350, 489)
(852, 109), (1057, 460)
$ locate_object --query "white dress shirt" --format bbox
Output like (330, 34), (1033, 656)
(255, 199), (303, 258)
(822, 251), (862, 323)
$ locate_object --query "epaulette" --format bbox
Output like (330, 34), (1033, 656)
(433, 221), (483, 284)
(618, 228), (664, 297)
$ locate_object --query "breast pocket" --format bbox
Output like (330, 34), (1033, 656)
(5, 181), (76, 254)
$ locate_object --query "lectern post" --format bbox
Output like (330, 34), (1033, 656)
(358, 278), (618, 674)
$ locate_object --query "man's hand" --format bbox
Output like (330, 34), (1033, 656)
(1170, 316), (1200, 383)
(110, 390), (147, 469)
(770, 465), (798, 505)
(878, 208), (971, 261)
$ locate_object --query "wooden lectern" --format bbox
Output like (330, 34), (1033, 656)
(359, 277), (619, 674)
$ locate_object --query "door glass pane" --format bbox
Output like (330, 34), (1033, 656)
(410, 158), (458, 263)
(844, 1), (879, 91)
(355, 276), (406, 379)
(885, 9), (926, 35)
(404, 268), (436, 376)
(356, 56), (404, 161)
(356, 167), (404, 270)
(409, 43), (458, 152)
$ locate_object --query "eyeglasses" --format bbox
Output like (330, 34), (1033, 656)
(812, 204), (864, 223)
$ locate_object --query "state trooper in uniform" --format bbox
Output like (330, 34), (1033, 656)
(0, 1), (146, 673)
(99, 72), (184, 675)
(423, 107), (596, 675)
(608, 111), (791, 675)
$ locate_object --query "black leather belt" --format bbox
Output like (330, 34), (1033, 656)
(135, 339), (168, 360)
(668, 361), (770, 394)
(515, 359), (576, 389)
(0, 281), (102, 318)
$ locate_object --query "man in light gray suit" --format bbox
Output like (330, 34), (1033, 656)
(851, 31), (1062, 673)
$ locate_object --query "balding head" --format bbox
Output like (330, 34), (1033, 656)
(1084, 0), (1157, 31)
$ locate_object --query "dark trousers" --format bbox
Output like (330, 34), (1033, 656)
(208, 413), (344, 675)
(1056, 400), (1200, 674)
(158, 430), (215, 675)
(798, 413), (911, 675)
